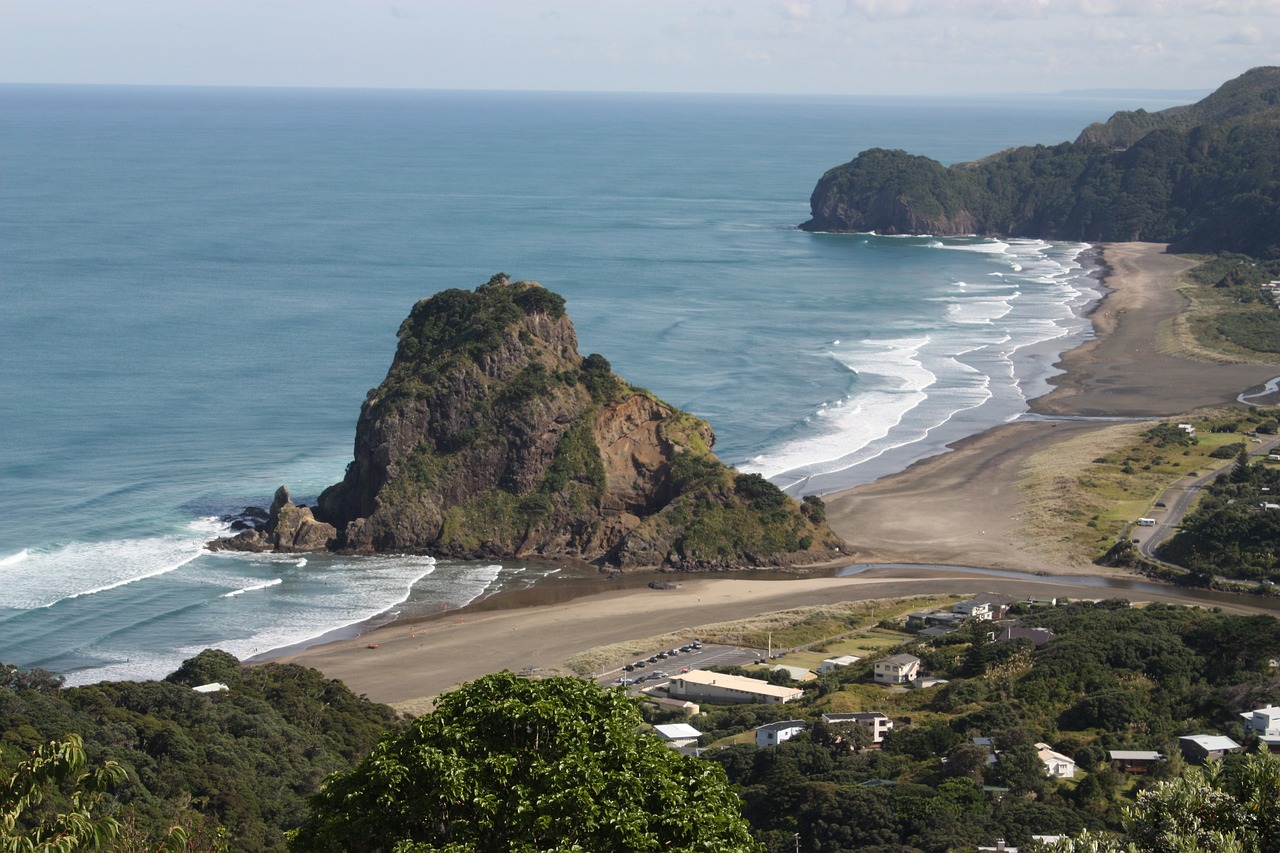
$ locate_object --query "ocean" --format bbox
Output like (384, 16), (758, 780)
(0, 85), (1190, 684)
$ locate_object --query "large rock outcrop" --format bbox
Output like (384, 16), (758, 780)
(214, 274), (844, 569)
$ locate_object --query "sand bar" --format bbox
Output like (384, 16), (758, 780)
(282, 243), (1280, 707)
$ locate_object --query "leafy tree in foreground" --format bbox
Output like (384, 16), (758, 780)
(1043, 751), (1280, 853)
(289, 672), (762, 853)
(1, 733), (126, 852)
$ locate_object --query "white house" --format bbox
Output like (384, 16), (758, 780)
(1241, 705), (1280, 737)
(873, 653), (921, 685)
(952, 599), (993, 620)
(192, 682), (229, 693)
(653, 723), (702, 754)
(818, 655), (861, 673)
(667, 670), (803, 704)
(1036, 743), (1077, 778)
(755, 720), (806, 748)
(822, 712), (894, 744)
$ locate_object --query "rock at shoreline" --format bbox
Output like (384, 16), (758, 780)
(208, 486), (336, 554)
(210, 273), (844, 569)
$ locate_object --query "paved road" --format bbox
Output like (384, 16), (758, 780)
(1136, 433), (1280, 568)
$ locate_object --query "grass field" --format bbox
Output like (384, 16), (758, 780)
(1020, 408), (1277, 564)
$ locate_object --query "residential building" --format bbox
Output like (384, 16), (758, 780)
(1240, 705), (1280, 737)
(1036, 742), (1077, 778)
(1109, 750), (1165, 773)
(822, 712), (894, 744)
(755, 720), (806, 748)
(652, 723), (702, 754)
(952, 599), (993, 620)
(667, 670), (803, 704)
(1179, 734), (1243, 763)
(770, 664), (815, 683)
(818, 654), (861, 673)
(873, 653), (920, 685)
(994, 627), (1056, 647)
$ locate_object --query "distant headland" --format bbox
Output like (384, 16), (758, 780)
(801, 66), (1280, 259)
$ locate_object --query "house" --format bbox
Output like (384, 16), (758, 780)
(818, 654), (861, 673)
(1179, 734), (1243, 763)
(952, 599), (993, 620)
(907, 610), (968, 630)
(873, 653), (921, 685)
(1036, 742), (1076, 778)
(971, 736), (999, 766)
(667, 670), (803, 704)
(822, 712), (894, 744)
(1109, 750), (1165, 773)
(919, 625), (956, 640)
(755, 720), (806, 748)
(652, 723), (702, 753)
(192, 682), (229, 693)
(994, 627), (1056, 647)
(770, 664), (816, 683)
(1240, 705), (1280, 737)
(969, 593), (1022, 620)
(1025, 595), (1058, 608)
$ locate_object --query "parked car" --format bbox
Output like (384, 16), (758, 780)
(624, 664), (635, 672)
(634, 661), (646, 668)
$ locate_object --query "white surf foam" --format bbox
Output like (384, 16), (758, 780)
(0, 549), (29, 566)
(222, 578), (284, 597)
(0, 530), (212, 610)
(742, 336), (934, 480)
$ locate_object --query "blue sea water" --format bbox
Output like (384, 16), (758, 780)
(0, 85), (1190, 683)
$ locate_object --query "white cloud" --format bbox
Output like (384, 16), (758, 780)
(783, 1), (814, 19)
(1222, 23), (1264, 44)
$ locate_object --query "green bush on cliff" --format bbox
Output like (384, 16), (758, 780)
(537, 416), (606, 510)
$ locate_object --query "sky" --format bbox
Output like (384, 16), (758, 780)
(1, 1), (1278, 96)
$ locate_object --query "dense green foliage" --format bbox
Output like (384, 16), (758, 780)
(1, 733), (132, 852)
(0, 651), (398, 851)
(1160, 451), (1280, 580)
(804, 68), (1280, 257)
(688, 601), (1280, 851)
(1046, 752), (1280, 852)
(291, 672), (762, 853)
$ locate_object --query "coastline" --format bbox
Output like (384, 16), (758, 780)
(279, 242), (1280, 708)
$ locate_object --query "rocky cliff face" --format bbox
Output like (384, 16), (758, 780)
(214, 274), (844, 569)
(801, 148), (980, 236)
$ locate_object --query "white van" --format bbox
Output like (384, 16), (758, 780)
(1137, 518), (1156, 527)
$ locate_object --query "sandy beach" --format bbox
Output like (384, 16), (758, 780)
(281, 242), (1280, 708)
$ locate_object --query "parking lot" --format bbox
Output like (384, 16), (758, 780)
(595, 641), (768, 692)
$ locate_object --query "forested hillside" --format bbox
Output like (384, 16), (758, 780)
(802, 67), (1280, 258)
(0, 650), (398, 851)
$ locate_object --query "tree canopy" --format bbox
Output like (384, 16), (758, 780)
(290, 671), (762, 853)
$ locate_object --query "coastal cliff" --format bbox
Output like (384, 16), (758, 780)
(800, 66), (1280, 257)
(214, 274), (843, 569)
